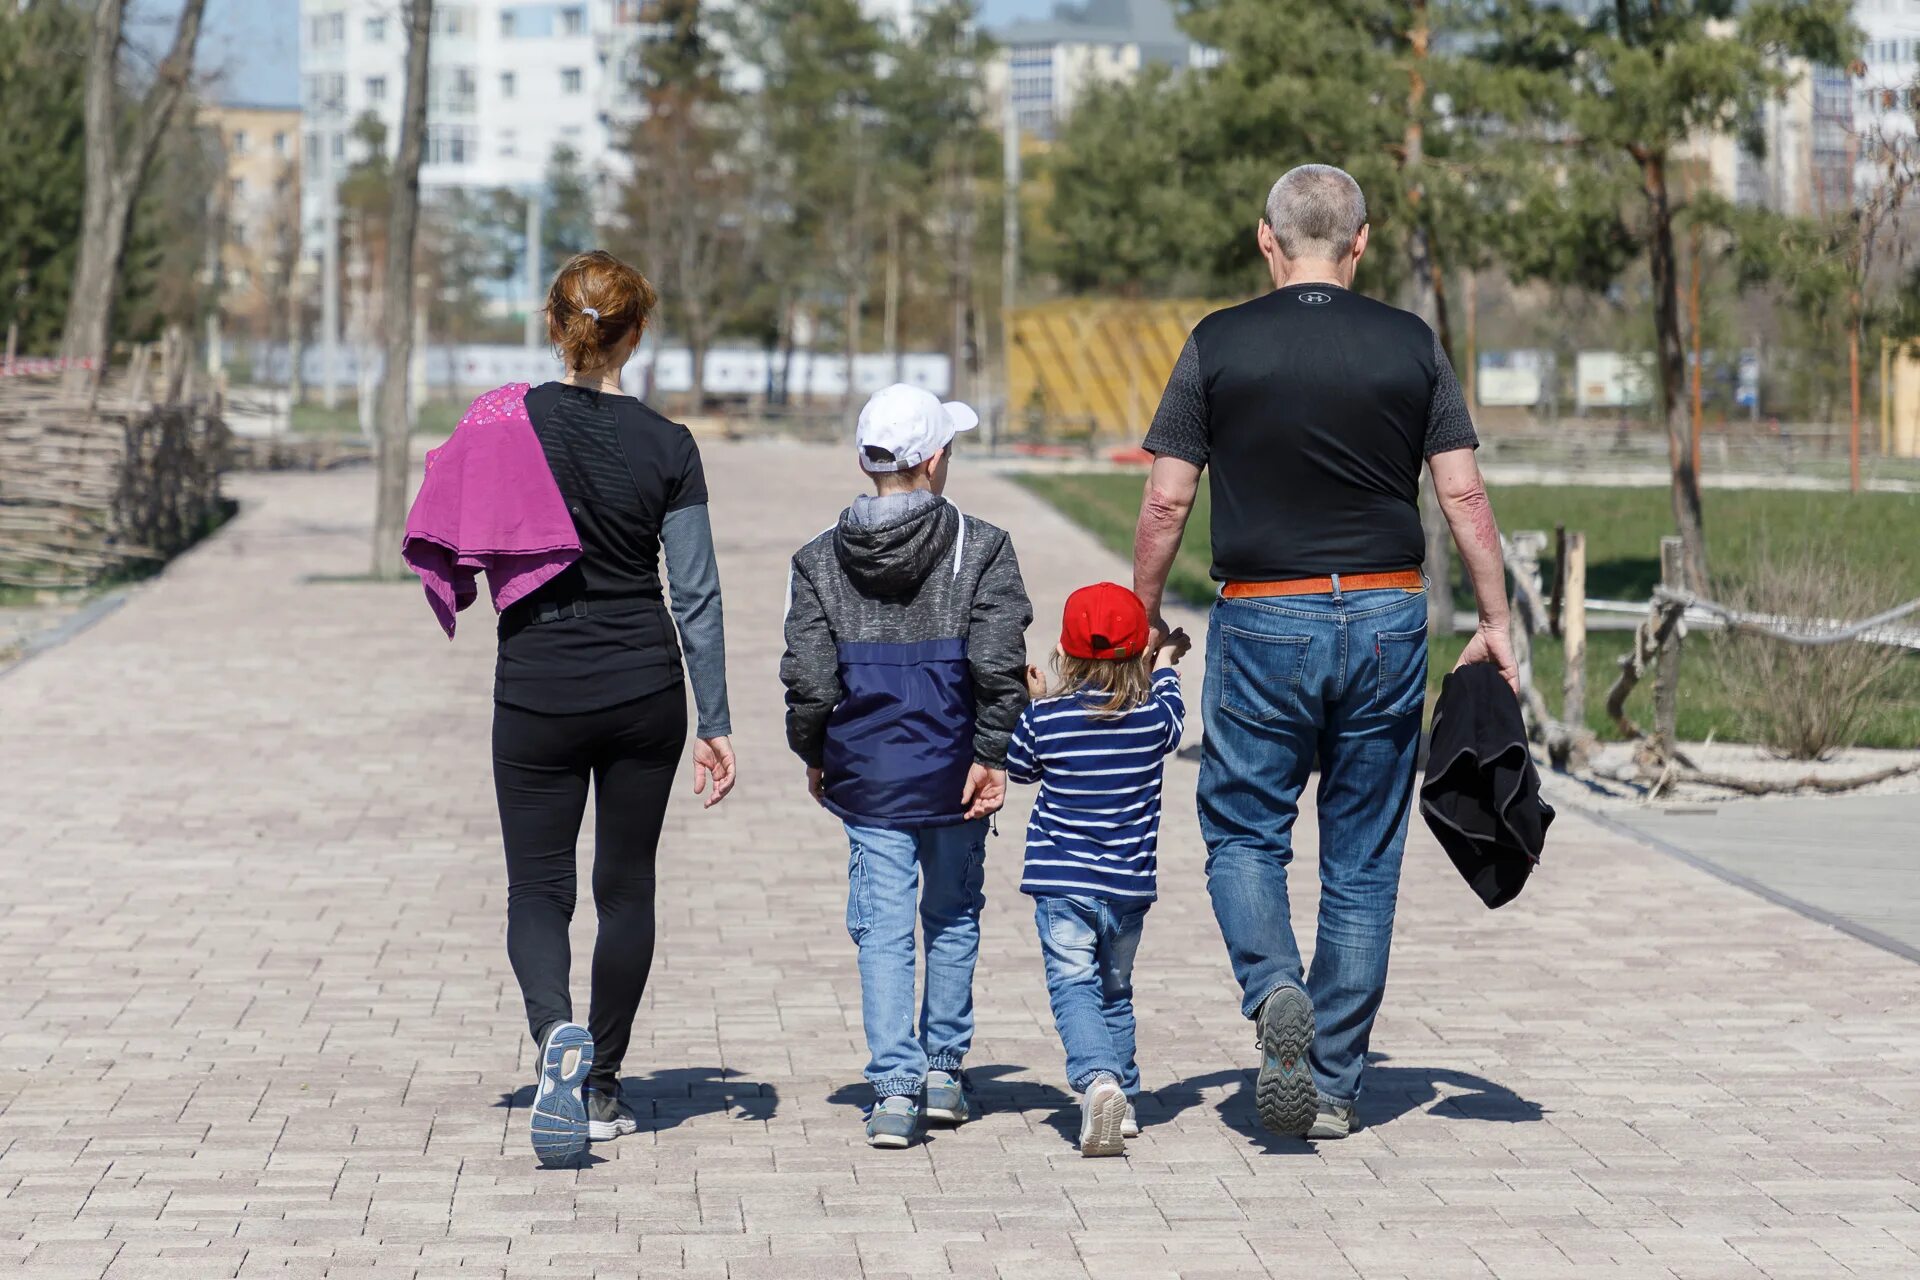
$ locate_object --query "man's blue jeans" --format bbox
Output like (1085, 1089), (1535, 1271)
(843, 819), (988, 1100)
(1033, 894), (1149, 1095)
(1199, 585), (1428, 1109)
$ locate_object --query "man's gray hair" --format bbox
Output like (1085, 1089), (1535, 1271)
(1263, 164), (1367, 260)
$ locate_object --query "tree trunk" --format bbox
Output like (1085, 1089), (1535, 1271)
(843, 287), (860, 412)
(60, 0), (209, 397)
(1642, 151), (1708, 591)
(370, 0), (432, 580)
(287, 271), (306, 410)
(1849, 288), (1863, 493)
(884, 213), (902, 381)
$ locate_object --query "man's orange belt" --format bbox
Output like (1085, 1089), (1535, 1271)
(1222, 570), (1425, 600)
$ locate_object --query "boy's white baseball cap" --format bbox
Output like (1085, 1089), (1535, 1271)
(856, 383), (979, 472)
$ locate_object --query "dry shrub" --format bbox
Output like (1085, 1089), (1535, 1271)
(1705, 537), (1909, 760)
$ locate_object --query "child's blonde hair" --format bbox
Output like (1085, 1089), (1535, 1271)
(1045, 651), (1155, 718)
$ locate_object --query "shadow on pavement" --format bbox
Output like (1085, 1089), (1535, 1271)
(1143, 1056), (1544, 1143)
(497, 1065), (778, 1130)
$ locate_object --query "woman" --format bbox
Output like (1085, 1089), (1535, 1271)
(466, 250), (734, 1166)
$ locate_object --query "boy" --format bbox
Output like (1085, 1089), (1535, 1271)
(781, 383), (1034, 1148)
(1008, 583), (1188, 1156)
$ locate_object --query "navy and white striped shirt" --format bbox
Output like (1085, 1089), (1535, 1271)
(1007, 668), (1185, 901)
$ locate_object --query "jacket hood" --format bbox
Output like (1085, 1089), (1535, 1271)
(833, 493), (958, 598)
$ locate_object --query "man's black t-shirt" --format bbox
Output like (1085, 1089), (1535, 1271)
(1143, 283), (1478, 583)
(493, 382), (707, 713)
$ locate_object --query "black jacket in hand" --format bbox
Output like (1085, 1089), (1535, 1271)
(1419, 663), (1555, 908)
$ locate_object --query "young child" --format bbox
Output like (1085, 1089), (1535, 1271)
(1007, 583), (1188, 1157)
(781, 383), (1033, 1149)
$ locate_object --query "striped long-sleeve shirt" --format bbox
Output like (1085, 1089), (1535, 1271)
(1006, 668), (1185, 901)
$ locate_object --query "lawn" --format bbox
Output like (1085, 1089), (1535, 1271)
(290, 400), (468, 438)
(1012, 472), (1920, 748)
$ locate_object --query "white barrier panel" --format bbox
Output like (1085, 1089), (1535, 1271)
(247, 343), (952, 398)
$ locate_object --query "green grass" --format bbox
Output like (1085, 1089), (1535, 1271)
(290, 400), (467, 438)
(1013, 473), (1920, 748)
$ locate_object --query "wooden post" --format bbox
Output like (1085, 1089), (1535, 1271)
(1563, 531), (1587, 735)
(1654, 535), (1685, 754)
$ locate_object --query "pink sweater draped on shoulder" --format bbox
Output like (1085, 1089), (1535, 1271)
(402, 382), (581, 637)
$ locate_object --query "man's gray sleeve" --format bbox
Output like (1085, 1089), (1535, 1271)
(1141, 334), (1210, 466)
(661, 503), (731, 738)
(1427, 332), (1480, 455)
(780, 559), (841, 768)
(967, 533), (1035, 768)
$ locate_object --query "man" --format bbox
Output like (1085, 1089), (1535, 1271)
(1131, 164), (1517, 1140)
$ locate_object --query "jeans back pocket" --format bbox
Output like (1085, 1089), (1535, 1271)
(1373, 625), (1430, 719)
(1220, 625), (1311, 724)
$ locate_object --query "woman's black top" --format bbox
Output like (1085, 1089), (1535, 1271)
(493, 382), (723, 721)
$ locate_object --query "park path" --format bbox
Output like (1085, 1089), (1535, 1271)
(1, 439), (1917, 1280)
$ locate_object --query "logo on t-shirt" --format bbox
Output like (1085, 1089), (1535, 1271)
(1297, 291), (1334, 305)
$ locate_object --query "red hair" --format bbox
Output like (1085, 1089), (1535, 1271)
(546, 250), (658, 374)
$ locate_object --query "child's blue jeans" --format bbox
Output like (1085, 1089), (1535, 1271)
(843, 820), (988, 1100)
(1033, 893), (1149, 1095)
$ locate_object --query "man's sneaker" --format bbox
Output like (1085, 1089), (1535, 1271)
(864, 1095), (918, 1149)
(1254, 986), (1318, 1137)
(587, 1086), (640, 1142)
(529, 1022), (593, 1167)
(1079, 1073), (1127, 1157)
(1308, 1101), (1354, 1140)
(924, 1070), (974, 1125)
(1121, 1102), (1140, 1139)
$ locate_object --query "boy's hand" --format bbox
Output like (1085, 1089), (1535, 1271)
(806, 766), (826, 806)
(961, 764), (1006, 820)
(693, 736), (736, 808)
(1025, 663), (1048, 700)
(1156, 626), (1193, 668)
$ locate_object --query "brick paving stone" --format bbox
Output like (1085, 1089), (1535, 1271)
(4, 442), (1919, 1278)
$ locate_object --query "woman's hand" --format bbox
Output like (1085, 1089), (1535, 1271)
(806, 765), (826, 806)
(693, 735), (736, 808)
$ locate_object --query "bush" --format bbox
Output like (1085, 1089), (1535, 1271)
(1704, 538), (1911, 760)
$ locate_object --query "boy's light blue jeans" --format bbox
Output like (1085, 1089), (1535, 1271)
(1034, 894), (1149, 1095)
(1199, 585), (1428, 1111)
(843, 819), (988, 1100)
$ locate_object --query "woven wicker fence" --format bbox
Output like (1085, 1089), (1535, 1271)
(0, 377), (229, 590)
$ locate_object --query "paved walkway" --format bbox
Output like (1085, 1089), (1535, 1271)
(3, 442), (1918, 1280)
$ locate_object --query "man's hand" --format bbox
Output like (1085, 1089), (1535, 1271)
(805, 765), (826, 806)
(1454, 623), (1519, 695)
(693, 736), (737, 808)
(961, 764), (1007, 820)
(1025, 663), (1049, 701)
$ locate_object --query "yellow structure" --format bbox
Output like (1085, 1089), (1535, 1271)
(1884, 339), (1920, 459)
(1007, 299), (1223, 440)
(203, 104), (302, 337)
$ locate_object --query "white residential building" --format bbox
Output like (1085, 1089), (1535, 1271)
(1855, 1), (1920, 193)
(982, 0), (1205, 140)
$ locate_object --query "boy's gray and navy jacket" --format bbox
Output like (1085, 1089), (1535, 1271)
(782, 492), (1033, 830)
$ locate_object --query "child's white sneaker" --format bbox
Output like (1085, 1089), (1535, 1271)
(1079, 1073), (1127, 1157)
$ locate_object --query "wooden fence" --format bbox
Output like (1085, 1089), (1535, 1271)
(0, 374), (229, 590)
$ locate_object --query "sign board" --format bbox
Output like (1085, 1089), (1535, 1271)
(1476, 349), (1550, 407)
(1575, 351), (1653, 410)
(1735, 350), (1759, 409)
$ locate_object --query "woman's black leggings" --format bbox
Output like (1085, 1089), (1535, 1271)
(492, 685), (686, 1091)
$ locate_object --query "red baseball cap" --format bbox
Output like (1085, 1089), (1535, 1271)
(1061, 582), (1150, 660)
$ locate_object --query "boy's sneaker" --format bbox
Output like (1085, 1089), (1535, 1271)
(1121, 1101), (1140, 1139)
(1079, 1073), (1127, 1157)
(1254, 986), (1318, 1137)
(924, 1070), (974, 1125)
(865, 1095), (919, 1149)
(529, 1021), (593, 1167)
(587, 1086), (639, 1142)
(1308, 1101), (1354, 1140)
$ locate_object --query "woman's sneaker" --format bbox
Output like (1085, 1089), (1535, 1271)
(587, 1086), (640, 1142)
(529, 1022), (593, 1167)
(923, 1070), (974, 1125)
(864, 1096), (918, 1149)
(1079, 1073), (1127, 1157)
(1121, 1102), (1140, 1139)
(1254, 986), (1318, 1137)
